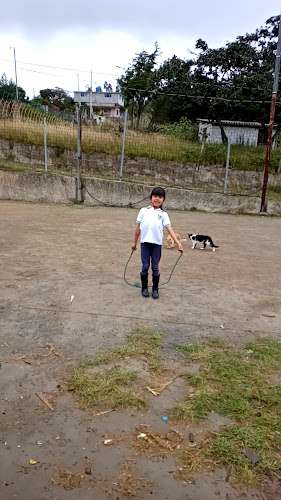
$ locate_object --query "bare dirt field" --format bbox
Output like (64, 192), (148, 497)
(0, 200), (281, 500)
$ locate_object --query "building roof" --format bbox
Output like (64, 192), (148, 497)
(197, 118), (276, 128)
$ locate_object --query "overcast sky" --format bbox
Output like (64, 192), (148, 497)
(0, 1), (280, 98)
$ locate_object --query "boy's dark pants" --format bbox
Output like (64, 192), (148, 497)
(140, 243), (161, 277)
(140, 243), (161, 296)
(141, 243), (159, 298)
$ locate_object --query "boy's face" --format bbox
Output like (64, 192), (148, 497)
(151, 194), (164, 208)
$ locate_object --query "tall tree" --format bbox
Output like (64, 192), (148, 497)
(117, 43), (160, 128)
(104, 81), (113, 92)
(149, 56), (194, 124)
(191, 15), (281, 128)
(147, 15), (281, 132)
(0, 73), (27, 101)
(39, 87), (75, 111)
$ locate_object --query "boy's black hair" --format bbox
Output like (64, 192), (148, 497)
(150, 187), (166, 200)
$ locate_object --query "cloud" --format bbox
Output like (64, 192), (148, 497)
(1, 0), (280, 43)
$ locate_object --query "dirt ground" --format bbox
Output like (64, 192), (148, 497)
(0, 200), (281, 500)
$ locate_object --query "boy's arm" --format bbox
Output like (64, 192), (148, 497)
(132, 224), (140, 251)
(166, 225), (183, 253)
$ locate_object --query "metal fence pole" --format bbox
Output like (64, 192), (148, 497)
(44, 118), (47, 173)
(76, 108), (82, 202)
(224, 141), (231, 195)
(119, 108), (128, 182)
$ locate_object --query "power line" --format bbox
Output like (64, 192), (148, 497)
(0, 58), (121, 77)
(125, 87), (281, 105)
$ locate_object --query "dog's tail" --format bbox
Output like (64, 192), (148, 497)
(213, 244), (219, 248)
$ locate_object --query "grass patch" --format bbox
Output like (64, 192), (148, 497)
(52, 469), (84, 490)
(172, 339), (281, 485)
(68, 328), (164, 410)
(115, 462), (151, 498)
(1, 117), (280, 172)
(81, 327), (164, 375)
(68, 366), (145, 409)
(0, 159), (74, 176)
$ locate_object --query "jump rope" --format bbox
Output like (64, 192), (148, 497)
(124, 249), (182, 288)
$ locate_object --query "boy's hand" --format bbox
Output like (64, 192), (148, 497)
(132, 243), (137, 251)
(177, 242), (183, 253)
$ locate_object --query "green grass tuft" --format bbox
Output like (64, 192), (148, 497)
(173, 338), (281, 485)
(81, 327), (164, 375)
(68, 366), (145, 409)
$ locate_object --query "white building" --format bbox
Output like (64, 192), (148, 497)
(74, 90), (124, 118)
(197, 119), (276, 147)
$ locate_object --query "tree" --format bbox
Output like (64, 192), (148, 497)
(104, 81), (113, 92)
(149, 56), (194, 124)
(117, 43), (160, 128)
(0, 73), (27, 101)
(190, 15), (281, 131)
(146, 15), (281, 132)
(39, 87), (75, 111)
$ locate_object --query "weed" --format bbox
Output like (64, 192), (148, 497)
(68, 328), (165, 409)
(81, 327), (164, 375)
(172, 338), (281, 485)
(115, 462), (151, 498)
(52, 469), (84, 490)
(245, 339), (281, 371)
(68, 366), (145, 409)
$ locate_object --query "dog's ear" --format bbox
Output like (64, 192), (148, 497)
(188, 234), (192, 238)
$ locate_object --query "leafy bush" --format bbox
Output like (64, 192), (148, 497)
(163, 117), (198, 141)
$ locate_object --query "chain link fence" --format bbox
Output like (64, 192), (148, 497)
(0, 95), (281, 201)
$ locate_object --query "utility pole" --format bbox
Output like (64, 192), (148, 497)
(89, 69), (93, 120)
(260, 17), (281, 212)
(77, 73), (80, 108)
(76, 107), (82, 202)
(10, 47), (18, 100)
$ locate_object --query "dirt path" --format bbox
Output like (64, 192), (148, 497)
(0, 201), (280, 499)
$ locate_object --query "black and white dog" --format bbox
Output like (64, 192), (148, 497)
(188, 234), (219, 252)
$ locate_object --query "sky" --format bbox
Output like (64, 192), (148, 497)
(0, 1), (280, 99)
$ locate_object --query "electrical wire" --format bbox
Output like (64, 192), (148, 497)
(0, 58), (122, 77)
(125, 87), (281, 105)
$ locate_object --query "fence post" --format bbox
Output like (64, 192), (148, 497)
(119, 108), (128, 182)
(76, 108), (82, 202)
(224, 141), (231, 195)
(44, 117), (47, 173)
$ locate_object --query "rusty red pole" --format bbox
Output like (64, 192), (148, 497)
(261, 18), (281, 212)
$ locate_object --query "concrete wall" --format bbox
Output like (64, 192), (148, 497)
(0, 169), (75, 204)
(1, 138), (281, 191)
(1, 169), (280, 216)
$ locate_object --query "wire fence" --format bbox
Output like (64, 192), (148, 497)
(0, 95), (281, 201)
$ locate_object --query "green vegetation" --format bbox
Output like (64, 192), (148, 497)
(68, 328), (164, 410)
(80, 327), (164, 375)
(0, 118), (280, 173)
(172, 339), (281, 485)
(68, 365), (145, 409)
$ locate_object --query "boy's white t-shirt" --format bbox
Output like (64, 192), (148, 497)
(136, 206), (171, 245)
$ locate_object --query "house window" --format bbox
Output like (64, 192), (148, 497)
(80, 92), (87, 97)
(105, 93), (112, 98)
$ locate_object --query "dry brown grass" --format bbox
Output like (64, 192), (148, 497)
(132, 426), (184, 458)
(115, 462), (151, 498)
(52, 469), (84, 490)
